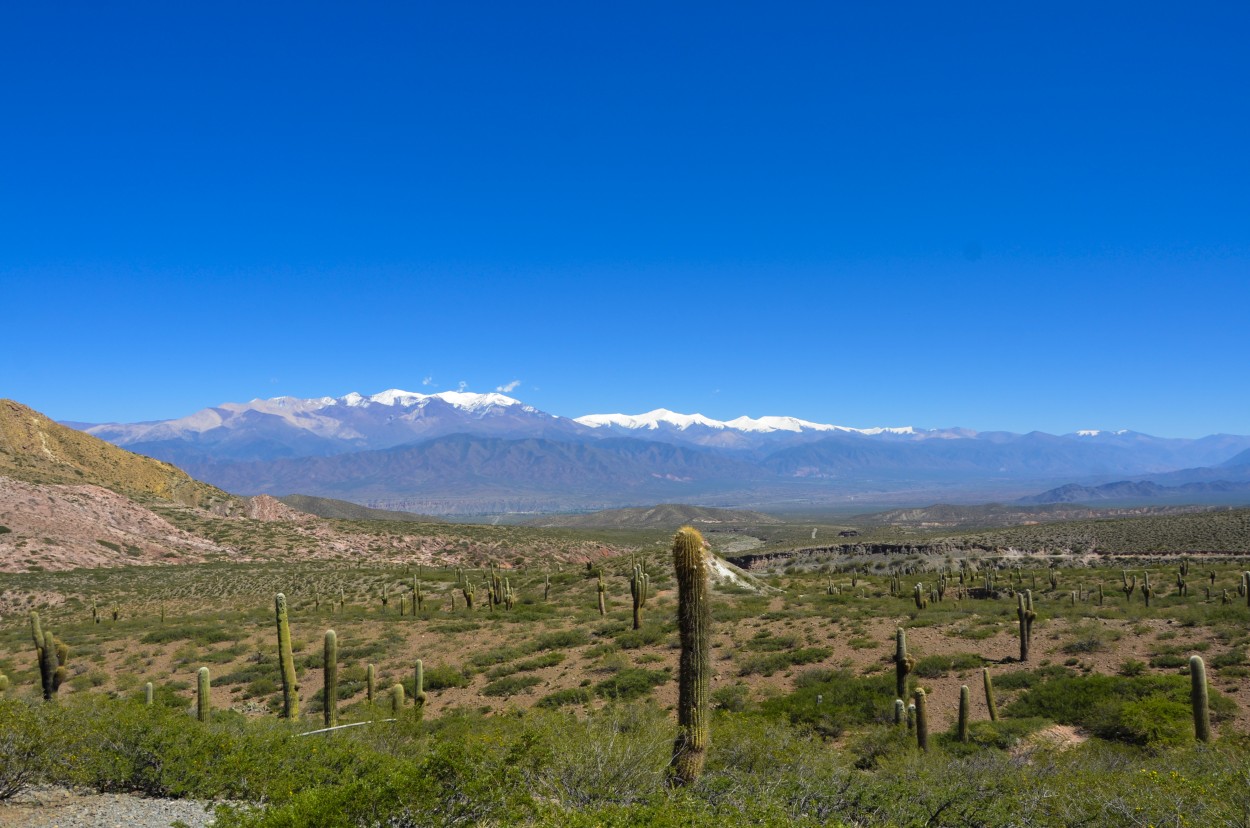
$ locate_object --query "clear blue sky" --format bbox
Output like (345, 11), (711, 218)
(2, 3), (1247, 437)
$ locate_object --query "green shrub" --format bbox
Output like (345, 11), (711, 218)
(738, 647), (832, 677)
(537, 688), (594, 709)
(912, 653), (983, 678)
(593, 668), (670, 701)
(482, 675), (542, 697)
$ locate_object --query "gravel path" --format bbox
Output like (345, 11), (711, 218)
(0, 786), (223, 828)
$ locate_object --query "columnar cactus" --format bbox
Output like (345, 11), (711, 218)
(1017, 590), (1036, 662)
(275, 593), (300, 718)
(894, 698), (905, 726)
(544, 572), (551, 602)
(914, 688), (929, 751)
(669, 527), (711, 787)
(414, 659), (427, 721)
(1191, 655), (1211, 742)
(1125, 573), (1137, 601)
(1048, 569), (1058, 590)
(913, 583), (927, 610)
(462, 581), (475, 610)
(0, 672), (9, 696)
(390, 683), (405, 716)
(414, 577), (424, 612)
(197, 667), (211, 722)
(367, 664), (376, 706)
(597, 570), (607, 616)
(983, 668), (998, 721)
(958, 685), (970, 742)
(630, 563), (649, 630)
(894, 628), (915, 701)
(38, 630), (68, 701)
(381, 584), (389, 612)
(144, 681), (153, 706)
(1142, 572), (1153, 608)
(324, 630), (338, 728)
(1243, 572), (1249, 606)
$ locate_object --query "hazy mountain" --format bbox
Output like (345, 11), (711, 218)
(1021, 479), (1250, 504)
(525, 503), (783, 529)
(64, 389), (1250, 514)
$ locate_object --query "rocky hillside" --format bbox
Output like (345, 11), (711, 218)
(0, 475), (230, 572)
(0, 399), (232, 508)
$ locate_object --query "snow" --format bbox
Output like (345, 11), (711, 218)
(576, 409), (916, 436)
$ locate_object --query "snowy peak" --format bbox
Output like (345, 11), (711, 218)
(575, 409), (727, 431)
(308, 389), (525, 412)
(1074, 429), (1131, 438)
(575, 409), (917, 436)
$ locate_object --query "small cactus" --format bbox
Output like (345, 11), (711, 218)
(324, 630), (338, 728)
(197, 667), (211, 722)
(144, 681), (153, 706)
(462, 581), (475, 611)
(983, 668), (998, 722)
(914, 688), (929, 751)
(1191, 655), (1211, 742)
(669, 527), (711, 787)
(957, 684), (970, 742)
(367, 664), (376, 707)
(894, 698), (905, 726)
(414, 659), (428, 721)
(1142, 572), (1153, 608)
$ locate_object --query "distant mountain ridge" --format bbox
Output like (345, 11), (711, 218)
(63, 389), (1250, 514)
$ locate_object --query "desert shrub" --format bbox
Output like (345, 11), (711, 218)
(424, 665), (471, 690)
(738, 647), (832, 677)
(1005, 673), (1234, 746)
(487, 652), (565, 680)
(537, 688), (593, 709)
(593, 668), (670, 701)
(0, 699), (51, 800)
(711, 683), (751, 712)
(760, 670), (894, 737)
(912, 653), (983, 678)
(139, 624), (234, 646)
(613, 626), (668, 650)
(483, 675), (542, 697)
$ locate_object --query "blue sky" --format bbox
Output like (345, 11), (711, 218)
(1, 3), (1247, 437)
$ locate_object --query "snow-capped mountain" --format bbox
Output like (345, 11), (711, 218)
(82, 389), (580, 463)
(575, 408), (916, 436)
(64, 389), (1250, 514)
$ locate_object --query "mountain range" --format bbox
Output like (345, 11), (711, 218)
(67, 389), (1250, 515)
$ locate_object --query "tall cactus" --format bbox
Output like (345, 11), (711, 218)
(1142, 572), (1153, 608)
(669, 527), (711, 787)
(462, 581), (475, 610)
(1017, 590), (1036, 662)
(914, 688), (929, 751)
(630, 563), (649, 630)
(983, 668), (998, 721)
(597, 570), (607, 616)
(367, 664), (376, 707)
(1191, 655), (1211, 742)
(275, 593), (300, 718)
(390, 683), (405, 716)
(414, 659), (428, 721)
(544, 572), (551, 602)
(197, 667), (211, 722)
(323, 630), (338, 728)
(38, 630), (68, 701)
(894, 628), (915, 701)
